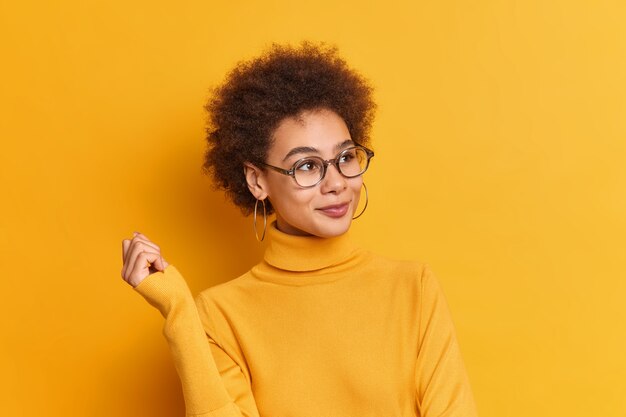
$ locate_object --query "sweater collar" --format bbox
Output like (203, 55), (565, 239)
(262, 221), (358, 272)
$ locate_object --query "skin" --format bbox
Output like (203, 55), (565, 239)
(121, 107), (362, 287)
(121, 232), (169, 287)
(244, 107), (363, 238)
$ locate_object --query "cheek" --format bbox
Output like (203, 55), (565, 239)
(286, 189), (318, 209)
(350, 177), (364, 197)
(267, 180), (316, 213)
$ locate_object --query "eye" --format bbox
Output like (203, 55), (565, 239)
(339, 149), (357, 164)
(295, 159), (321, 172)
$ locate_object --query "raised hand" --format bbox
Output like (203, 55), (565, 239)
(121, 232), (170, 287)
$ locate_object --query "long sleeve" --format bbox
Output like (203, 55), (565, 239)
(134, 265), (244, 417)
(194, 291), (260, 417)
(414, 265), (478, 417)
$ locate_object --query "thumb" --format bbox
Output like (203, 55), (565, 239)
(146, 253), (169, 274)
(150, 253), (169, 272)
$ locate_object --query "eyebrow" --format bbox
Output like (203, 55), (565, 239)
(282, 139), (354, 162)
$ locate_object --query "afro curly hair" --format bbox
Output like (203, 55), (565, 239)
(202, 41), (376, 215)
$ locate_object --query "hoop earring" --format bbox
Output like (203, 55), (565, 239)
(253, 198), (267, 242)
(352, 183), (369, 220)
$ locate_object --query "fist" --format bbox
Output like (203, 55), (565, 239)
(121, 232), (170, 287)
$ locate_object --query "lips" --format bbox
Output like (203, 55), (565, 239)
(317, 202), (350, 218)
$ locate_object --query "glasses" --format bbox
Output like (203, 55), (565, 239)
(260, 145), (374, 188)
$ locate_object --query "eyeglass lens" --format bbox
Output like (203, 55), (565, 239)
(293, 147), (370, 187)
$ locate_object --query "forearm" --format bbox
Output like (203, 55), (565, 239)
(135, 265), (241, 417)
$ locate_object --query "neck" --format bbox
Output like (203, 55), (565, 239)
(262, 221), (357, 272)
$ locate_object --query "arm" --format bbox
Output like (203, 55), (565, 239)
(134, 265), (244, 417)
(414, 265), (479, 417)
(120, 232), (245, 417)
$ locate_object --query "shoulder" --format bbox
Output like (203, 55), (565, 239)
(364, 252), (451, 319)
(348, 250), (439, 303)
(196, 269), (258, 309)
(361, 249), (431, 284)
(193, 271), (259, 346)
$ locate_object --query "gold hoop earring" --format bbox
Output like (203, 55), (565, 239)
(253, 198), (267, 242)
(352, 183), (369, 220)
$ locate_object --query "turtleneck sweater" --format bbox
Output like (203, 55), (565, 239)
(134, 223), (478, 417)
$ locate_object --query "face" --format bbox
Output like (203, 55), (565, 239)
(245, 108), (364, 238)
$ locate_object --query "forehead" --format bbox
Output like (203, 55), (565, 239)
(268, 109), (352, 157)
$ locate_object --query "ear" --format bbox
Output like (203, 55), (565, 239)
(244, 162), (269, 200)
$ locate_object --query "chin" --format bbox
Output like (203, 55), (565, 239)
(275, 208), (354, 238)
(310, 216), (353, 238)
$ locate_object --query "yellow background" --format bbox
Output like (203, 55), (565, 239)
(1, 1), (624, 416)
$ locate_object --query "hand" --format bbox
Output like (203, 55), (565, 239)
(121, 232), (170, 287)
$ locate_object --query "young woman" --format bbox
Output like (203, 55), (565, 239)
(121, 42), (478, 417)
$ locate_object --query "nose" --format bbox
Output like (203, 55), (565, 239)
(320, 162), (347, 193)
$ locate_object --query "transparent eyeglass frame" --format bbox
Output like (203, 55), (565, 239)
(259, 145), (374, 188)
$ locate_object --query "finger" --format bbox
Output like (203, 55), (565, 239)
(122, 236), (161, 275)
(142, 251), (168, 274)
(153, 254), (169, 271)
(121, 232), (163, 281)
(131, 233), (160, 252)
(121, 239), (131, 278)
(123, 240), (156, 281)
(124, 236), (160, 269)
(133, 231), (155, 244)
(129, 249), (163, 287)
(124, 249), (158, 286)
(122, 239), (131, 263)
(122, 232), (149, 278)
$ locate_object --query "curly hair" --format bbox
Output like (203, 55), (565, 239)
(202, 41), (376, 215)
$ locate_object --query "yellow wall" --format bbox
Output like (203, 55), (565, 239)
(1, 1), (624, 416)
